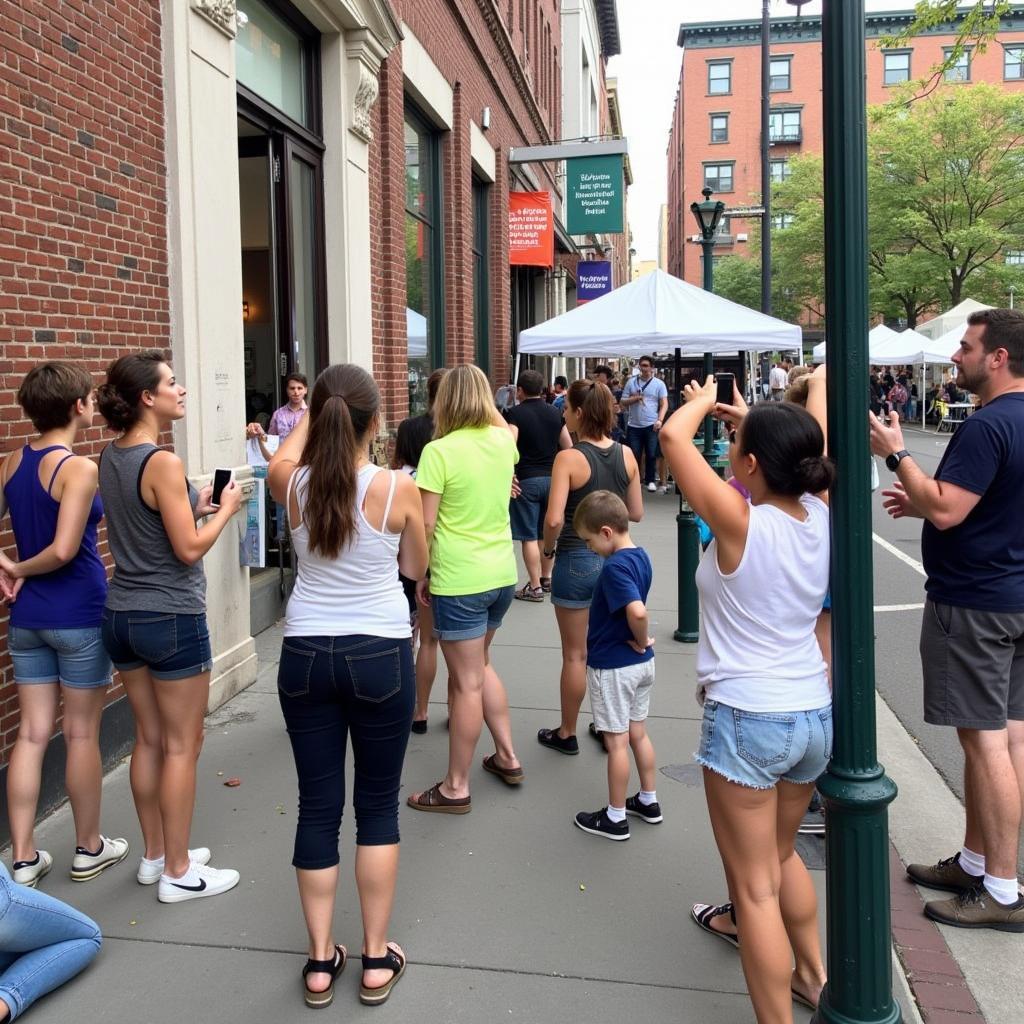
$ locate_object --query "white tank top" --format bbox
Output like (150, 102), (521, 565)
(695, 494), (831, 712)
(284, 464), (411, 639)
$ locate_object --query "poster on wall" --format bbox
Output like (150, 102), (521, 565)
(577, 260), (613, 304)
(240, 475), (266, 569)
(509, 191), (554, 268)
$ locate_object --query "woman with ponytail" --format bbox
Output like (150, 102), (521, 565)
(659, 372), (833, 1021)
(268, 364), (427, 1009)
(537, 380), (642, 756)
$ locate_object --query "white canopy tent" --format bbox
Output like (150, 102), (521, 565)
(812, 323), (898, 364)
(916, 299), (992, 341)
(871, 328), (956, 428)
(406, 307), (428, 359)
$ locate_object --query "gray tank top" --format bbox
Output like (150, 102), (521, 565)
(100, 443), (207, 613)
(558, 441), (630, 552)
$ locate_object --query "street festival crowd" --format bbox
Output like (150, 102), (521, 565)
(0, 307), (1023, 1022)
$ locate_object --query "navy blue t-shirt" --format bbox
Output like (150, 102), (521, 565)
(587, 546), (655, 670)
(921, 392), (1024, 611)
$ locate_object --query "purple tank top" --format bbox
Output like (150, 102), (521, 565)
(3, 445), (107, 629)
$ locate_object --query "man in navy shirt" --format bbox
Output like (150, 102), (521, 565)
(871, 307), (1024, 932)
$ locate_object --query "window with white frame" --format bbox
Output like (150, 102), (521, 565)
(884, 51), (911, 85)
(770, 159), (790, 184)
(770, 57), (791, 91)
(1005, 45), (1024, 79)
(708, 61), (731, 95)
(771, 213), (794, 230)
(943, 47), (970, 82)
(703, 162), (734, 193)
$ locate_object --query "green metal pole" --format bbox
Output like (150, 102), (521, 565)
(701, 240), (715, 456)
(814, 3), (900, 1023)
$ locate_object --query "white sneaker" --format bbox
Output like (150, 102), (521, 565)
(70, 835), (129, 881)
(158, 861), (240, 904)
(12, 849), (52, 887)
(647, 481), (657, 492)
(137, 847), (212, 885)
(659, 484), (670, 494)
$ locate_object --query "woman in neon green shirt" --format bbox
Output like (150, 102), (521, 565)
(407, 365), (524, 813)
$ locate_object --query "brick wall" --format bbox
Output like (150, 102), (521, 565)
(369, 0), (560, 426)
(0, 0), (168, 763)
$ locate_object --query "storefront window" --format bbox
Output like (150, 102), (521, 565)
(472, 179), (490, 374)
(237, 0), (311, 128)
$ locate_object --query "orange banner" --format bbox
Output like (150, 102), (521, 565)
(509, 191), (554, 268)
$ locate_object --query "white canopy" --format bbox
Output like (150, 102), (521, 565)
(517, 269), (801, 356)
(871, 328), (955, 366)
(812, 323), (898, 363)
(406, 307), (427, 358)
(916, 299), (992, 340)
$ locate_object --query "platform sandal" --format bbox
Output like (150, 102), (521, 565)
(302, 944), (347, 1009)
(359, 943), (406, 1006)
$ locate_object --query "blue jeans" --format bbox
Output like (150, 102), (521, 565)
(627, 424), (659, 485)
(550, 550), (603, 609)
(7, 626), (111, 688)
(278, 635), (415, 868)
(0, 863), (101, 1020)
(101, 610), (212, 681)
(431, 586), (515, 641)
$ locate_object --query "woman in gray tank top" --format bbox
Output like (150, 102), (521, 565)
(96, 352), (243, 905)
(538, 381), (642, 755)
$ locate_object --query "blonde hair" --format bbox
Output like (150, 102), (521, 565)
(433, 363), (496, 438)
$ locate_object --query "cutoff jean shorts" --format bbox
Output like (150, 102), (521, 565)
(431, 586), (515, 642)
(695, 698), (833, 790)
(8, 626), (111, 688)
(550, 550), (603, 609)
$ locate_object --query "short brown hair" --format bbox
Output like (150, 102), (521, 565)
(566, 379), (615, 438)
(426, 368), (447, 410)
(17, 361), (95, 432)
(517, 369), (544, 397)
(574, 490), (629, 536)
(968, 308), (1024, 376)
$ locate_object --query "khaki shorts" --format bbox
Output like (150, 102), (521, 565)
(587, 661), (655, 734)
(920, 599), (1024, 730)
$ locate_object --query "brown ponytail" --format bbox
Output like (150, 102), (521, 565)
(567, 379), (615, 439)
(299, 364), (379, 559)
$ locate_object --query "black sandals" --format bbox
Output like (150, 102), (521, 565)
(302, 944), (347, 1009)
(359, 943), (407, 1006)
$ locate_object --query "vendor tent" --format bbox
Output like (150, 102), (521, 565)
(813, 323), (897, 364)
(916, 299), (992, 341)
(872, 329), (956, 429)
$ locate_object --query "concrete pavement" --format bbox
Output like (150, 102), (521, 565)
(8, 489), (1004, 1024)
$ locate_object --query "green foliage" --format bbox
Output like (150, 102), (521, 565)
(711, 249), (801, 324)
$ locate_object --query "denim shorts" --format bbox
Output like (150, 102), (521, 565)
(8, 626), (111, 688)
(694, 698), (833, 790)
(550, 550), (603, 609)
(431, 586), (515, 642)
(509, 475), (551, 542)
(101, 609), (213, 681)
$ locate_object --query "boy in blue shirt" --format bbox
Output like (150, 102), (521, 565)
(571, 490), (660, 841)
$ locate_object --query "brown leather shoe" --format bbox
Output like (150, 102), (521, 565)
(924, 885), (1024, 932)
(906, 852), (983, 894)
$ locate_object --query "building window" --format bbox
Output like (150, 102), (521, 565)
(472, 179), (490, 373)
(1007, 250), (1024, 265)
(1005, 44), (1024, 80)
(884, 50), (911, 86)
(770, 57), (791, 91)
(770, 158), (790, 184)
(943, 47), (970, 81)
(710, 114), (729, 143)
(769, 109), (801, 143)
(404, 106), (443, 415)
(771, 213), (794, 230)
(703, 162), (734, 193)
(708, 61), (731, 95)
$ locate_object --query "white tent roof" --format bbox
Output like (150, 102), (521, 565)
(916, 299), (992, 340)
(517, 269), (801, 356)
(812, 323), (897, 363)
(871, 328), (955, 366)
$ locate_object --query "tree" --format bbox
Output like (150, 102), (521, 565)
(712, 247), (801, 324)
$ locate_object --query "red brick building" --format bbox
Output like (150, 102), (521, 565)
(667, 6), (1024, 314)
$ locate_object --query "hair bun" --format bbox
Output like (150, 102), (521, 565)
(95, 381), (134, 432)
(796, 455), (835, 494)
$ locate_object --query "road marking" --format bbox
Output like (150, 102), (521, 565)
(874, 603), (925, 612)
(872, 532), (926, 578)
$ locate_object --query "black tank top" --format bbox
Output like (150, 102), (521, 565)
(558, 441), (630, 552)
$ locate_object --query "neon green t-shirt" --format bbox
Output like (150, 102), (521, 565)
(416, 425), (518, 596)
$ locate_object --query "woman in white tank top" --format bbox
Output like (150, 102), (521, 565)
(268, 364), (427, 1010)
(660, 369), (834, 1020)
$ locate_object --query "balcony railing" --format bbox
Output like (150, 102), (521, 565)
(769, 128), (802, 144)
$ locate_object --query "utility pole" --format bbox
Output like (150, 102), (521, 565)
(761, 0), (772, 316)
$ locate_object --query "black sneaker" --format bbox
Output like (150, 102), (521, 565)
(573, 808), (629, 841)
(537, 727), (579, 755)
(625, 793), (663, 824)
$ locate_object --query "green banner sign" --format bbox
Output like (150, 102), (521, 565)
(566, 155), (624, 235)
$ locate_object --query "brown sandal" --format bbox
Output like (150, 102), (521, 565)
(406, 782), (471, 814)
(482, 754), (524, 786)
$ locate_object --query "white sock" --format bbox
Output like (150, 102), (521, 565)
(163, 863), (199, 884)
(141, 855), (164, 867)
(960, 846), (985, 877)
(605, 804), (626, 824)
(983, 874), (1020, 906)
(638, 790), (658, 806)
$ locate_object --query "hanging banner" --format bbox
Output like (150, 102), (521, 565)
(577, 260), (612, 304)
(566, 155), (624, 235)
(509, 191), (554, 267)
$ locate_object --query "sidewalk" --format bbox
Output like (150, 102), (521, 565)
(9, 494), (995, 1024)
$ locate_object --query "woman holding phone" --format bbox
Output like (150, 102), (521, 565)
(97, 351), (243, 903)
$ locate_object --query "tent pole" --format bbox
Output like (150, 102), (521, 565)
(921, 363), (926, 430)
(513, 353), (521, 389)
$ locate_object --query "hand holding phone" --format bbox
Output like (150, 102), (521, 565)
(715, 373), (736, 407)
(211, 468), (233, 508)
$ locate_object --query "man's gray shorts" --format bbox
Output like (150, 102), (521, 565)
(587, 661), (655, 734)
(920, 599), (1024, 730)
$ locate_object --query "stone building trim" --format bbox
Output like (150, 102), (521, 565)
(191, 0), (239, 38)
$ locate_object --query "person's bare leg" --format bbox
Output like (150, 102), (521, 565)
(1009, 719), (1024, 819)
(122, 667), (166, 860)
(413, 602), (437, 725)
(604, 731), (630, 808)
(815, 611), (832, 686)
(481, 631), (520, 770)
(704, 769), (795, 1024)
(7, 683), (59, 863)
(540, 550), (554, 584)
(521, 540), (542, 590)
(554, 606), (589, 738)
(628, 720), (656, 793)
(297, 865), (341, 993)
(152, 673), (210, 878)
(427, 636), (486, 799)
(356, 844), (402, 989)
(61, 685), (107, 852)
(958, 727), (1021, 879)
(962, 752), (984, 859)
(776, 780), (827, 1008)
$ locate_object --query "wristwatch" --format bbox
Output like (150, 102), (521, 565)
(885, 449), (910, 472)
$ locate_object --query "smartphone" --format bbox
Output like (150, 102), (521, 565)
(211, 468), (233, 508)
(715, 372), (735, 406)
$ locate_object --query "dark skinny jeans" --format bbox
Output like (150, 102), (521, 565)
(277, 634), (415, 869)
(627, 424), (659, 485)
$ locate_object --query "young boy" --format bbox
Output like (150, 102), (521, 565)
(571, 490), (661, 841)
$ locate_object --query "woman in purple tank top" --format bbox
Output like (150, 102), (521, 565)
(0, 362), (128, 889)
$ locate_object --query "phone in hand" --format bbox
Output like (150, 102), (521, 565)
(211, 468), (233, 508)
(715, 373), (735, 406)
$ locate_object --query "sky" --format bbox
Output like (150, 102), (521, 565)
(610, 1), (930, 264)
